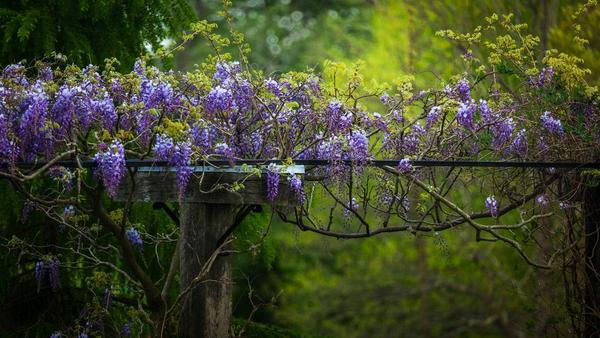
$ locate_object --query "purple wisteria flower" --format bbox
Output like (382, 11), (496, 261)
(486, 196), (498, 217)
(530, 67), (554, 87)
(213, 61), (241, 83)
(536, 193), (550, 207)
(455, 79), (471, 101)
(348, 129), (369, 163)
(205, 86), (233, 114)
(63, 205), (76, 218)
(266, 164), (280, 202)
(397, 158), (413, 173)
(479, 99), (494, 124)
(288, 174), (305, 204)
(264, 78), (282, 96)
(153, 134), (174, 161)
(35, 259), (61, 292)
(380, 92), (391, 105)
(35, 260), (44, 291)
(215, 142), (234, 160)
(121, 323), (132, 337)
(126, 227), (144, 252)
(456, 100), (476, 129)
(94, 140), (126, 197)
(425, 106), (442, 130)
(511, 129), (527, 157)
(172, 141), (193, 197)
(540, 111), (564, 135)
(491, 118), (515, 150)
(50, 332), (62, 338)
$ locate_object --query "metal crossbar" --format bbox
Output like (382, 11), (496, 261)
(11, 159), (600, 169)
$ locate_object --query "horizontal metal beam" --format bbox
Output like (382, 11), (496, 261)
(8, 159), (600, 169)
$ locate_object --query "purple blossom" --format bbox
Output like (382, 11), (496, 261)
(50, 332), (62, 338)
(35, 259), (61, 292)
(397, 158), (413, 173)
(47, 259), (61, 290)
(121, 323), (132, 337)
(265, 78), (282, 96)
(486, 196), (498, 217)
(380, 92), (391, 105)
(479, 99), (494, 124)
(126, 227), (144, 252)
(49, 166), (73, 190)
(455, 79), (471, 101)
(153, 134), (174, 161)
(94, 140), (126, 197)
(540, 111), (564, 134)
(491, 118), (515, 150)
(19, 81), (51, 160)
(371, 112), (388, 131)
(172, 141), (193, 197)
(63, 205), (76, 218)
(425, 106), (442, 130)
(0, 113), (18, 165)
(531, 67), (554, 87)
(266, 164), (279, 202)
(215, 142), (234, 159)
(213, 61), (241, 83)
(536, 193), (549, 207)
(35, 261), (44, 291)
(347, 129), (369, 163)
(191, 124), (214, 151)
(456, 100), (476, 129)
(511, 129), (527, 156)
(133, 59), (145, 76)
(205, 86), (233, 114)
(91, 92), (117, 131)
(288, 174), (305, 204)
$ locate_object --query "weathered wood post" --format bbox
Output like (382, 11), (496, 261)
(117, 165), (301, 337)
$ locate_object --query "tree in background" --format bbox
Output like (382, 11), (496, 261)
(0, 0), (195, 69)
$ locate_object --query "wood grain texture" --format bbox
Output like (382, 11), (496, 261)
(178, 203), (232, 338)
(115, 171), (291, 205)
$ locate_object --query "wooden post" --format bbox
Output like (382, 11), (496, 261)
(116, 166), (300, 337)
(179, 203), (232, 338)
(584, 184), (600, 337)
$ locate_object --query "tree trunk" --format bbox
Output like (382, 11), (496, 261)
(179, 203), (233, 338)
(584, 185), (600, 337)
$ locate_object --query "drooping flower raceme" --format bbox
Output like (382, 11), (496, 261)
(425, 106), (441, 130)
(94, 140), (126, 198)
(289, 174), (305, 204)
(126, 227), (144, 252)
(486, 196), (498, 217)
(34, 258), (61, 292)
(397, 158), (413, 174)
(266, 164), (280, 202)
(536, 193), (550, 207)
(511, 129), (527, 157)
(456, 100), (476, 129)
(172, 141), (193, 198)
(455, 79), (471, 102)
(540, 111), (564, 135)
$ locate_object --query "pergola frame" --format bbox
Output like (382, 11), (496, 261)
(9, 159), (600, 337)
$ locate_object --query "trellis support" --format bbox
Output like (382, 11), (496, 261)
(116, 165), (302, 338)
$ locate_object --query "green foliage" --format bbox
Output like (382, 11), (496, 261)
(0, 0), (196, 69)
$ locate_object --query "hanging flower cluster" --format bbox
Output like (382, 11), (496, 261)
(0, 54), (596, 206)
